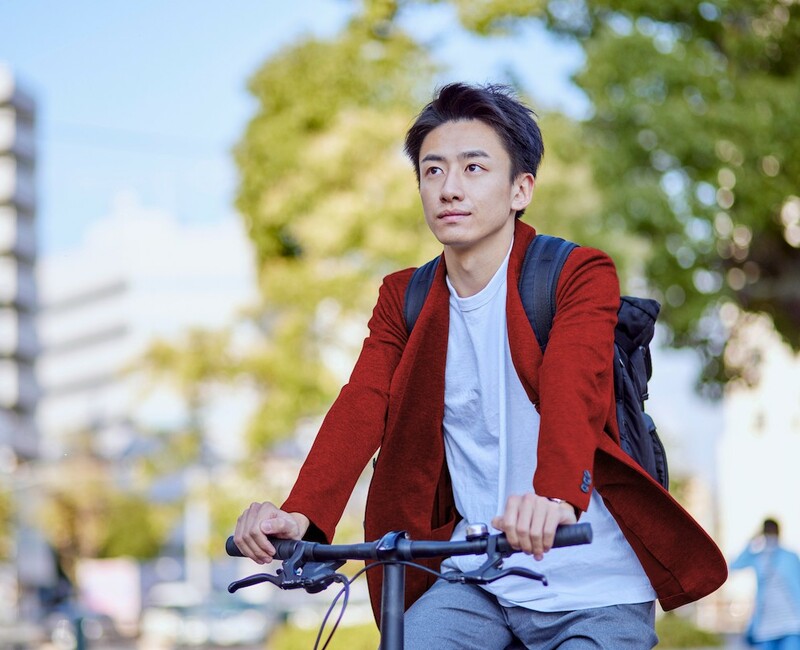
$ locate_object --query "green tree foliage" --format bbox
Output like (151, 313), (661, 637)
(35, 447), (176, 576)
(231, 5), (615, 447)
(530, 111), (646, 280)
(441, 0), (800, 394)
(233, 1), (441, 446)
(141, 330), (236, 416)
(656, 611), (723, 648)
(142, 0), (615, 458)
(269, 621), (380, 650)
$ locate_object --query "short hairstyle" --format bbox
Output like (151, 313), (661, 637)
(763, 518), (780, 537)
(404, 82), (544, 218)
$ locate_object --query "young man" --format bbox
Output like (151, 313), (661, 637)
(234, 83), (727, 648)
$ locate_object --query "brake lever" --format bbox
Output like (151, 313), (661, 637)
(227, 542), (346, 594)
(466, 565), (548, 586)
(441, 534), (548, 586)
(228, 571), (286, 593)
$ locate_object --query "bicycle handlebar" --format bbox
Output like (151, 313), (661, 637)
(226, 522), (592, 562)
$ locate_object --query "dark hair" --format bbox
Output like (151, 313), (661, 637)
(404, 82), (544, 218)
(763, 518), (780, 537)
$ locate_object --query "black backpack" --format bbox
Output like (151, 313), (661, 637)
(403, 234), (669, 490)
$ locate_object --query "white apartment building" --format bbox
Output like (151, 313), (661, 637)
(0, 64), (38, 462)
(0, 63), (47, 636)
(36, 194), (259, 460)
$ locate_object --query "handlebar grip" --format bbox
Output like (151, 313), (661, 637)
(552, 522), (592, 548)
(226, 536), (243, 557)
(225, 536), (299, 559)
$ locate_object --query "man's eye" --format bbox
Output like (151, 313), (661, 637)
(425, 166), (442, 176)
(466, 164), (482, 172)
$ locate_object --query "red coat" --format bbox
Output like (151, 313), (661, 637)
(282, 220), (727, 617)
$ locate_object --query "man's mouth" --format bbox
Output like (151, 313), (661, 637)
(438, 210), (470, 221)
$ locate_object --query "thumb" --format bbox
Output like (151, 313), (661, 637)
(259, 512), (282, 535)
(260, 512), (295, 537)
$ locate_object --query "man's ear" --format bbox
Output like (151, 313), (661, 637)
(511, 173), (535, 212)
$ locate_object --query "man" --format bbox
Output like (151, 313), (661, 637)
(731, 519), (800, 649)
(234, 83), (727, 648)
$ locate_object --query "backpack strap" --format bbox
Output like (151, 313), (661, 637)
(518, 235), (578, 351)
(405, 235), (577, 339)
(403, 256), (441, 333)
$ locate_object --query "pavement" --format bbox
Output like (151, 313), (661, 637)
(1, 621), (750, 649)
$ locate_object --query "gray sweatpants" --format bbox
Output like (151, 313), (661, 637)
(403, 580), (658, 649)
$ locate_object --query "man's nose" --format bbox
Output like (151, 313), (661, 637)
(440, 171), (464, 202)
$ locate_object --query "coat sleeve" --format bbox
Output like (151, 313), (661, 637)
(281, 269), (412, 543)
(533, 247), (620, 512)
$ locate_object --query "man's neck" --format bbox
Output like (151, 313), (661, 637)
(444, 229), (514, 298)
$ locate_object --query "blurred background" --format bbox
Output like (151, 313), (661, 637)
(1, 0), (799, 648)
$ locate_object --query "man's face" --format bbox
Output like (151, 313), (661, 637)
(418, 119), (532, 255)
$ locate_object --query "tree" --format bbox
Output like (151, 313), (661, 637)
(232, 0), (440, 446)
(440, 0), (800, 394)
(34, 438), (177, 577)
(232, 5), (619, 446)
(143, 0), (611, 457)
(136, 329), (268, 550)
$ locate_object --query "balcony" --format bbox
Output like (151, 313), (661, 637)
(0, 256), (37, 311)
(0, 155), (36, 213)
(0, 308), (38, 359)
(0, 107), (35, 161)
(0, 357), (38, 411)
(0, 206), (36, 260)
(0, 406), (38, 459)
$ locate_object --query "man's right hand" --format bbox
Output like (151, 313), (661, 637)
(233, 502), (310, 564)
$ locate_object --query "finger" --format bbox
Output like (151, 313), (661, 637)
(526, 497), (549, 560)
(514, 495), (538, 556)
(542, 502), (578, 553)
(498, 495), (522, 549)
(260, 512), (295, 537)
(252, 506), (284, 560)
(233, 504), (264, 562)
(541, 507), (560, 554)
(265, 512), (309, 541)
(236, 502), (279, 563)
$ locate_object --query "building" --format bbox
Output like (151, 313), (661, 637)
(36, 193), (258, 460)
(0, 63), (48, 642)
(33, 193), (260, 627)
(0, 63), (38, 462)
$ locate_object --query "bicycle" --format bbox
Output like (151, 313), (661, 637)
(226, 522), (592, 650)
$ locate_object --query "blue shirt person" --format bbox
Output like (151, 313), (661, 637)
(731, 519), (800, 650)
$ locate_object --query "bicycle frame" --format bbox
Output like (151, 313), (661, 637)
(226, 523), (592, 650)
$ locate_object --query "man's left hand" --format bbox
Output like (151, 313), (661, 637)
(491, 493), (577, 561)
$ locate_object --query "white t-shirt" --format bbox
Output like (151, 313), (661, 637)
(441, 246), (656, 611)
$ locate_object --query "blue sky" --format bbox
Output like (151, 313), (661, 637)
(1, 0), (586, 254)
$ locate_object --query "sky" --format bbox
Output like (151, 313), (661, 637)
(0, 0), (587, 255)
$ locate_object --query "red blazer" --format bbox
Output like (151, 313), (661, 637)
(282, 220), (727, 617)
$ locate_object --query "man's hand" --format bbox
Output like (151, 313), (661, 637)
(491, 493), (577, 561)
(233, 502), (310, 564)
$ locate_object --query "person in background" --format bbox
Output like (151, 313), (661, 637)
(731, 518), (800, 649)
